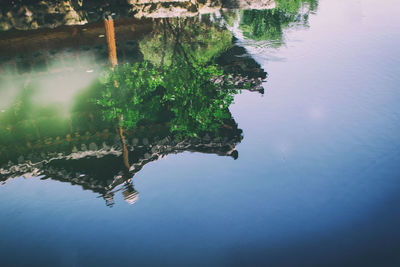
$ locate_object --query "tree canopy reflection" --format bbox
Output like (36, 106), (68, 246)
(97, 60), (237, 139)
(139, 17), (233, 67)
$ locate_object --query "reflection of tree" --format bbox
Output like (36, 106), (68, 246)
(276, 0), (318, 13)
(165, 58), (236, 138)
(97, 58), (237, 139)
(238, 0), (318, 45)
(96, 61), (164, 129)
(97, 16), (241, 139)
(139, 16), (233, 67)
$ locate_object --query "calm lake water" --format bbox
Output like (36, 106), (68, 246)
(1, 0), (400, 265)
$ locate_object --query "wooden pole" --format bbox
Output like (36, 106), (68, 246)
(104, 16), (118, 68)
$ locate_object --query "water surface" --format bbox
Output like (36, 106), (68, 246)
(1, 0), (400, 265)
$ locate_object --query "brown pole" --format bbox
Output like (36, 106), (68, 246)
(119, 125), (130, 170)
(104, 16), (118, 68)
(118, 115), (130, 170)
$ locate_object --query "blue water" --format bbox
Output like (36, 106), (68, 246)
(1, 0), (400, 265)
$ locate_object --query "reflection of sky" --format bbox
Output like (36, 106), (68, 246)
(1, 0), (400, 265)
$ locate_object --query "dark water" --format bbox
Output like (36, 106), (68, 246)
(1, 0), (400, 265)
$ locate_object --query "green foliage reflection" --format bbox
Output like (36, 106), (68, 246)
(139, 17), (233, 67)
(96, 17), (239, 139)
(97, 58), (237, 138)
(239, 0), (318, 45)
(97, 61), (164, 129)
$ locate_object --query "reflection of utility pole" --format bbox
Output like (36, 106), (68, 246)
(105, 17), (131, 179)
(104, 16), (118, 68)
(119, 125), (130, 170)
(117, 114), (130, 172)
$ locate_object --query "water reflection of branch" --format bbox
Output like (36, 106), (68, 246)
(161, 19), (168, 67)
(165, 19), (193, 69)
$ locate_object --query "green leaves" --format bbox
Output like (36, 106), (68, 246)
(139, 18), (233, 67)
(96, 58), (237, 138)
(97, 62), (164, 128)
(160, 58), (235, 137)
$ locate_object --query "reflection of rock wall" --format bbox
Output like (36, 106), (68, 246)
(222, 0), (275, 10)
(0, 1), (88, 31)
(0, 0), (220, 31)
(0, 0), (275, 31)
(132, 0), (222, 18)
